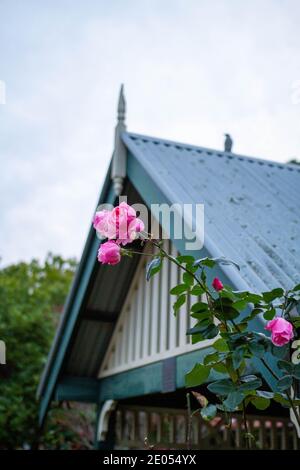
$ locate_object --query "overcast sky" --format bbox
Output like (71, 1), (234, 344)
(1, 0), (300, 266)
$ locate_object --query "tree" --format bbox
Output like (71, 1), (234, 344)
(0, 253), (94, 449)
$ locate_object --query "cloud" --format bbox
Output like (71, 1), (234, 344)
(0, 0), (300, 265)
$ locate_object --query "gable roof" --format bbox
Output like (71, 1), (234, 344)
(124, 132), (300, 292)
(38, 129), (300, 424)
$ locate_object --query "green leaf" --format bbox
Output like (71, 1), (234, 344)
(277, 375), (293, 392)
(214, 299), (240, 320)
(203, 352), (220, 365)
(250, 396), (270, 410)
(240, 374), (261, 382)
(185, 364), (210, 387)
(292, 283), (300, 292)
(293, 364), (300, 379)
(245, 308), (263, 321)
(170, 284), (188, 295)
(239, 376), (262, 392)
(256, 390), (274, 399)
(207, 378), (236, 395)
(271, 343), (289, 359)
(262, 288), (284, 303)
(263, 308), (276, 321)
(232, 347), (245, 369)
(212, 338), (229, 352)
(273, 393), (290, 407)
(190, 285), (205, 296)
(246, 293), (264, 304)
(146, 257), (162, 281)
(173, 294), (186, 314)
(176, 255), (195, 264)
(248, 333), (271, 357)
(191, 333), (204, 344)
(277, 360), (294, 375)
(187, 323), (219, 340)
(223, 391), (244, 411)
(193, 257), (215, 269)
(200, 404), (217, 421)
(212, 362), (228, 374)
(248, 339), (266, 358)
(195, 256), (240, 271)
(232, 299), (248, 311)
(191, 301), (208, 313)
(190, 310), (211, 320)
(183, 272), (194, 287)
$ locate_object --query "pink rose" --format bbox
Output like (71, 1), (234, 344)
(265, 317), (294, 347)
(97, 241), (121, 265)
(117, 217), (145, 246)
(111, 202), (136, 229)
(212, 277), (224, 292)
(93, 203), (145, 246)
(93, 210), (117, 239)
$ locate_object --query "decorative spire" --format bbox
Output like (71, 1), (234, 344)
(111, 84), (127, 196)
(117, 84), (126, 123)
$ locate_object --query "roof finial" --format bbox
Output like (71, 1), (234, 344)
(111, 84), (127, 196)
(117, 84), (126, 124)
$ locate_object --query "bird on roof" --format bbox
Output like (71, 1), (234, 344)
(224, 133), (233, 152)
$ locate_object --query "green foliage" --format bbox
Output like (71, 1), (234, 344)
(146, 257), (162, 281)
(173, 294), (186, 314)
(185, 364), (210, 387)
(145, 245), (300, 430)
(0, 254), (80, 449)
(200, 404), (217, 421)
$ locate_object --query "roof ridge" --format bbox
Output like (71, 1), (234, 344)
(126, 131), (299, 172)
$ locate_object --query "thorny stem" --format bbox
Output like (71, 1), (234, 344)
(149, 239), (212, 298)
(123, 249), (154, 257)
(242, 401), (251, 449)
(186, 393), (192, 450)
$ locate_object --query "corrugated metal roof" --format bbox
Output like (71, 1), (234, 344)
(123, 132), (300, 292)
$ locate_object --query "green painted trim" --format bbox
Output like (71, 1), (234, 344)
(99, 361), (162, 402)
(97, 346), (261, 402)
(54, 376), (100, 402)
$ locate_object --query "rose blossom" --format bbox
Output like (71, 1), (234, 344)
(212, 277), (224, 292)
(265, 317), (294, 347)
(93, 203), (144, 245)
(111, 202), (136, 226)
(93, 210), (117, 239)
(97, 241), (121, 265)
(117, 217), (145, 245)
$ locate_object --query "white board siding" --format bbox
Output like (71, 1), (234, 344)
(99, 240), (212, 378)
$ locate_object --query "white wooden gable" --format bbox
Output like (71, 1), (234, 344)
(98, 240), (210, 378)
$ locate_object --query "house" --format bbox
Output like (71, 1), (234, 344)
(37, 86), (300, 450)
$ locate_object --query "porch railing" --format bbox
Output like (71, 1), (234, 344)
(115, 405), (299, 450)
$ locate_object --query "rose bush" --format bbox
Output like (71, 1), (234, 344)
(93, 202), (300, 447)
